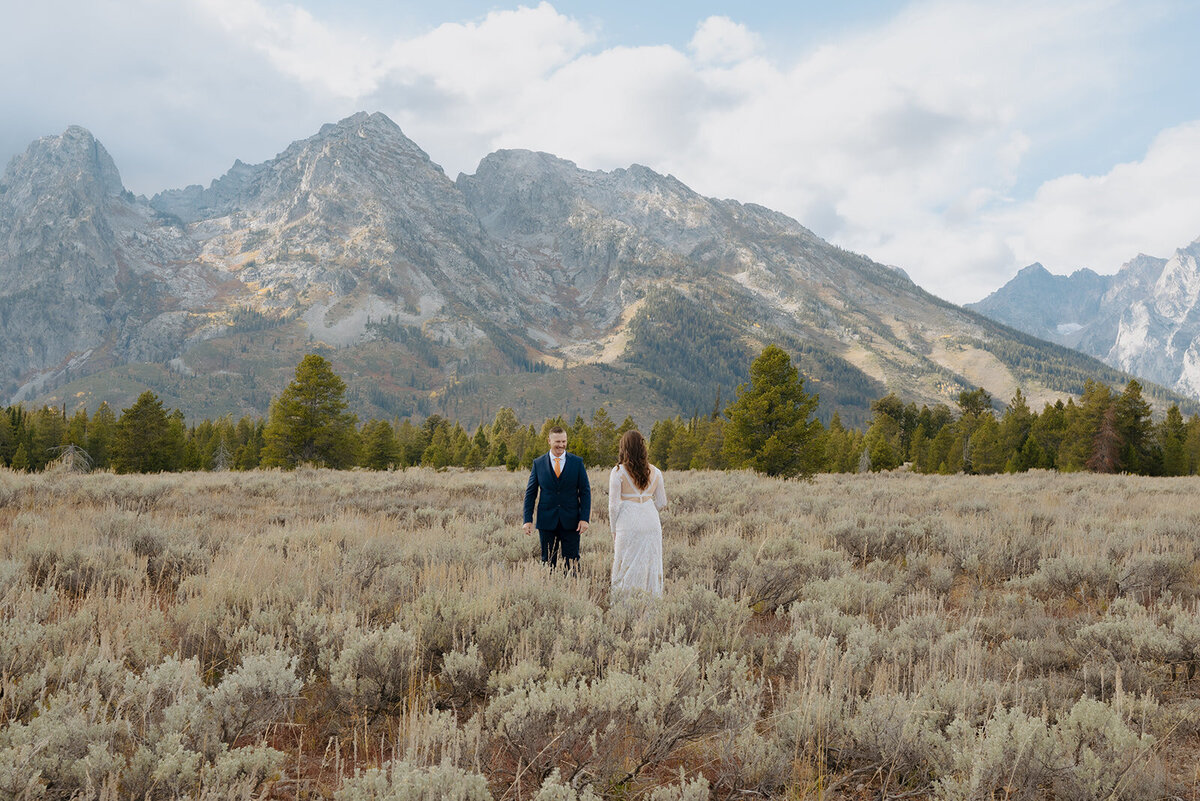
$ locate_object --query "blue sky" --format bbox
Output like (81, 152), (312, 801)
(3, 0), (1199, 303)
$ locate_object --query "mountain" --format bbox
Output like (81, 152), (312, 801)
(2, 112), (1193, 427)
(969, 239), (1200, 399)
(0, 125), (226, 400)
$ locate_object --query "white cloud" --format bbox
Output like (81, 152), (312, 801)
(3, 0), (1195, 306)
(197, 0), (388, 97)
(689, 16), (761, 64)
(998, 121), (1200, 274)
(383, 3), (592, 98)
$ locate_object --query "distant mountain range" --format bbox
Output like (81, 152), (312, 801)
(1, 112), (1192, 426)
(969, 238), (1200, 399)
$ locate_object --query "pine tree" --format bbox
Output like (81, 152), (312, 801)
(361, 419), (400, 469)
(261, 355), (359, 468)
(66, 408), (89, 449)
(691, 418), (727, 469)
(0, 412), (14, 467)
(590, 408), (618, 467)
(1114, 379), (1157, 474)
(723, 345), (821, 478)
(1000, 389), (1034, 465)
(1087, 405), (1122, 473)
(422, 422), (452, 468)
(1059, 384), (1111, 471)
(88, 402), (116, 470)
(1160, 405), (1187, 476)
(667, 423), (699, 470)
(31, 407), (68, 471)
(648, 417), (677, 467)
(112, 391), (176, 473)
(12, 442), (30, 472)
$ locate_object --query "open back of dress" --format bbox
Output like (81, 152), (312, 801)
(608, 464), (667, 597)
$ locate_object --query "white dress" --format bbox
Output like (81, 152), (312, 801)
(608, 464), (668, 597)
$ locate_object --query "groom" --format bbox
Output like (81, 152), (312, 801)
(523, 426), (591, 571)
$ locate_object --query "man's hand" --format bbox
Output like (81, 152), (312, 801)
(523, 522), (533, 536)
(577, 520), (589, 534)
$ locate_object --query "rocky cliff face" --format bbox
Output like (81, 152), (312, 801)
(969, 240), (1200, 398)
(0, 127), (224, 400)
(152, 112), (522, 342)
(2, 113), (1188, 423)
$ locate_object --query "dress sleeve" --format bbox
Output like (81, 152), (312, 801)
(653, 466), (668, 510)
(608, 466), (621, 528)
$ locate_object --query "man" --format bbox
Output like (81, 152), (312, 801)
(523, 426), (591, 571)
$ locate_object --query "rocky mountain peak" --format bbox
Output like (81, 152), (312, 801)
(1015, 262), (1049, 278)
(152, 111), (440, 223)
(0, 125), (125, 211)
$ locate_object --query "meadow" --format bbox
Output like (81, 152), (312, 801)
(1, 466), (1198, 800)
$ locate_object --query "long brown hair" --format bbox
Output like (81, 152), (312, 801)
(618, 430), (651, 490)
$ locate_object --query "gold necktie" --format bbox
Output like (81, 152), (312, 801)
(554, 457), (562, 477)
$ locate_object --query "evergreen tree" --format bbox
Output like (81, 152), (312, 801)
(88, 403), (116, 470)
(66, 408), (89, 449)
(968, 414), (1006, 474)
(12, 442), (30, 471)
(863, 400), (902, 471)
(261, 354), (359, 468)
(1160, 405), (1187, 476)
(1000, 389), (1034, 469)
(590, 408), (619, 467)
(957, 387), (993, 418)
(691, 417), (727, 469)
(1087, 405), (1122, 473)
(1183, 415), (1200, 475)
(165, 410), (187, 471)
(909, 425), (931, 472)
(234, 418), (265, 470)
(954, 387), (994, 475)
(361, 419), (400, 469)
(396, 419), (428, 467)
(31, 407), (68, 471)
(1114, 379), (1158, 474)
(568, 415), (593, 465)
(1059, 382), (1111, 471)
(488, 407), (521, 465)
(0, 412), (13, 466)
(422, 422), (453, 468)
(648, 417), (677, 467)
(723, 345), (821, 478)
(1029, 400), (1067, 468)
(667, 422), (699, 470)
(112, 391), (177, 473)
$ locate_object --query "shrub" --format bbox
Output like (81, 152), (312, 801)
(935, 706), (1056, 801)
(208, 648), (302, 742)
(331, 623), (422, 715)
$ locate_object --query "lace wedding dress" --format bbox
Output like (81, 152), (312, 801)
(608, 464), (667, 597)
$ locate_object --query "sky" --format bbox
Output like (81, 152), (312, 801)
(3, 0), (1200, 304)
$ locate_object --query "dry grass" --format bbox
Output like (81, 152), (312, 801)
(1, 466), (1198, 799)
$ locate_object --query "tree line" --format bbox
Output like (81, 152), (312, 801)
(3, 348), (1200, 477)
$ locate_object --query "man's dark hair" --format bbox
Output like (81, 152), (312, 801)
(549, 426), (566, 435)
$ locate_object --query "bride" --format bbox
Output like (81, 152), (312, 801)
(608, 430), (668, 597)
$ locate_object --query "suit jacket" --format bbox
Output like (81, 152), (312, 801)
(524, 451), (591, 532)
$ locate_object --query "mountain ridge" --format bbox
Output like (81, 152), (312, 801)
(969, 238), (1200, 398)
(3, 112), (1195, 426)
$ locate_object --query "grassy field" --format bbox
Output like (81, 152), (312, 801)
(1, 467), (1198, 799)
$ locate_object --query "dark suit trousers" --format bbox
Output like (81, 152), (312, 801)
(539, 523), (580, 568)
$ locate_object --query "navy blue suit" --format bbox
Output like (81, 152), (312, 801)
(524, 452), (591, 567)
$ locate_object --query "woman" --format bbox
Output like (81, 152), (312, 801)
(608, 430), (668, 597)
